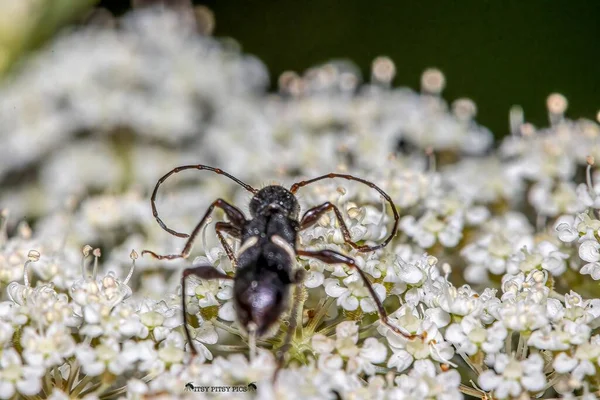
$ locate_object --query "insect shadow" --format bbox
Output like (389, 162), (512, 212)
(141, 164), (422, 378)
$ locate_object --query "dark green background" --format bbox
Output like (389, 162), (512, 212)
(101, 0), (600, 138)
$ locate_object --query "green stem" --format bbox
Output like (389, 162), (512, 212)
(78, 383), (103, 397)
(70, 375), (95, 397)
(67, 359), (80, 392)
(212, 344), (250, 352)
(306, 297), (336, 333)
(54, 366), (63, 390)
(459, 384), (485, 399)
(99, 386), (127, 399)
(516, 332), (529, 360)
(44, 369), (53, 396)
(459, 352), (482, 375)
(316, 317), (344, 336)
(505, 331), (513, 355)
(211, 319), (270, 346)
(549, 290), (565, 302)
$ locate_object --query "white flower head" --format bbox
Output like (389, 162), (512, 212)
(479, 353), (547, 399)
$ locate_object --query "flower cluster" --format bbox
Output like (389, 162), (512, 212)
(0, 5), (599, 400)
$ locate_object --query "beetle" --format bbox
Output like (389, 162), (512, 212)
(141, 164), (420, 369)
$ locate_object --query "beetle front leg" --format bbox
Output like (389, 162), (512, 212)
(142, 198), (246, 260)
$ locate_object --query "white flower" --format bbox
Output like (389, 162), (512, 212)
(499, 297), (548, 332)
(382, 312), (454, 373)
(390, 359), (462, 400)
(20, 324), (75, 368)
(529, 180), (584, 217)
(478, 353), (547, 399)
(400, 209), (464, 249)
(554, 214), (581, 242)
(188, 320), (218, 362)
(75, 339), (125, 376)
(461, 212), (534, 282)
(437, 284), (482, 317)
(552, 347), (597, 385)
(312, 321), (387, 376)
(70, 271), (132, 309)
(80, 302), (147, 340)
(6, 282), (79, 328)
(324, 273), (385, 312)
(445, 315), (491, 356)
(0, 348), (44, 398)
(157, 331), (186, 367)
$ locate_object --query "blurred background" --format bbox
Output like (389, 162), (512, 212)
(96, 0), (600, 137)
(0, 0), (598, 291)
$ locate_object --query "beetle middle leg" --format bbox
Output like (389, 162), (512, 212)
(142, 198), (246, 260)
(181, 264), (233, 355)
(297, 249), (422, 340)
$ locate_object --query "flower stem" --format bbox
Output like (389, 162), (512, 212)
(458, 384), (485, 398)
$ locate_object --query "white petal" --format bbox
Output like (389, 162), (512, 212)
(581, 262), (600, 280)
(417, 232), (436, 249)
(579, 240), (600, 263)
(553, 352), (577, 373)
(304, 271), (324, 288)
(83, 305), (101, 324)
(312, 334), (335, 354)
(324, 280), (347, 297)
(127, 378), (148, 394)
(387, 350), (413, 372)
(439, 229), (461, 247)
(412, 359), (436, 377)
(16, 377), (42, 396)
(572, 360), (596, 381)
(82, 361), (105, 376)
(399, 264), (424, 285)
(340, 295), (358, 311)
(522, 353), (544, 371)
(521, 373), (546, 391)
(360, 338), (387, 364)
(496, 380), (521, 398)
(195, 322), (218, 344)
(218, 301), (236, 321)
(426, 307), (450, 328)
(319, 354), (343, 370)
(373, 284), (386, 301)
(360, 297), (377, 313)
(0, 381), (15, 398)
(478, 370), (501, 391)
(445, 324), (466, 344)
(152, 327), (170, 342)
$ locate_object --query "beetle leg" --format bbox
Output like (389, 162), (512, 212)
(181, 264), (233, 355)
(297, 249), (422, 340)
(299, 201), (377, 252)
(142, 198), (246, 260)
(215, 221), (241, 268)
(290, 172), (399, 252)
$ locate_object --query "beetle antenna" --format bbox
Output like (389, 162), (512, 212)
(149, 164), (257, 238)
